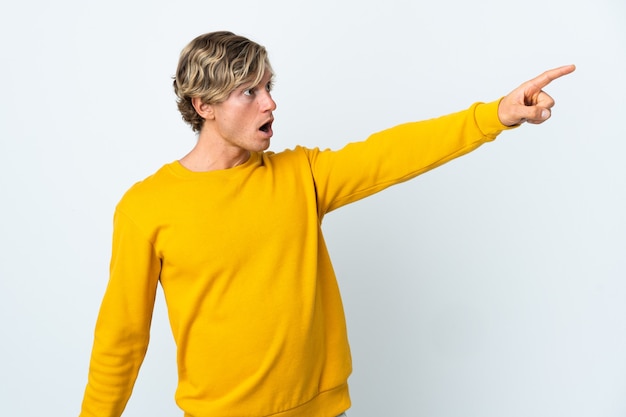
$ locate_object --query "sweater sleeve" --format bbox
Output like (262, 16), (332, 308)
(306, 100), (510, 215)
(79, 209), (161, 417)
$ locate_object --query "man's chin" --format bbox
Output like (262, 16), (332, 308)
(252, 139), (271, 152)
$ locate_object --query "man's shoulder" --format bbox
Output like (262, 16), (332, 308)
(263, 146), (316, 165)
(117, 162), (177, 209)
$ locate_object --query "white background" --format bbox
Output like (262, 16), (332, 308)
(1, 0), (625, 416)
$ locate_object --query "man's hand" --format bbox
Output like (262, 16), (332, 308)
(498, 65), (576, 126)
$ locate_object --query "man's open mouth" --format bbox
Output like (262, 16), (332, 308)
(259, 121), (272, 133)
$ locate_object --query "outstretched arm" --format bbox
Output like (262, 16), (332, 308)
(498, 65), (576, 126)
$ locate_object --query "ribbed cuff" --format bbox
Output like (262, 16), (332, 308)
(474, 98), (516, 141)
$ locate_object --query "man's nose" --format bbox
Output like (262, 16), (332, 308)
(260, 91), (277, 111)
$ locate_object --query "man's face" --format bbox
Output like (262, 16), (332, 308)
(208, 70), (277, 153)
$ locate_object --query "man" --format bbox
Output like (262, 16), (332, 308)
(79, 31), (575, 417)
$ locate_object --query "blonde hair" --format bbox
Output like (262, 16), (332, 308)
(173, 31), (273, 132)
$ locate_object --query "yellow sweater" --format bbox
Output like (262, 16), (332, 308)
(80, 100), (507, 417)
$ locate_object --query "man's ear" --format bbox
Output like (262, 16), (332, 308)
(191, 97), (215, 120)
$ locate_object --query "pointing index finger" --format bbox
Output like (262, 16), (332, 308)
(529, 64), (576, 90)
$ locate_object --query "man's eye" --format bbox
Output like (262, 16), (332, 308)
(243, 88), (253, 96)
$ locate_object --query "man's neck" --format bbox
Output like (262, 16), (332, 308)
(179, 133), (251, 172)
